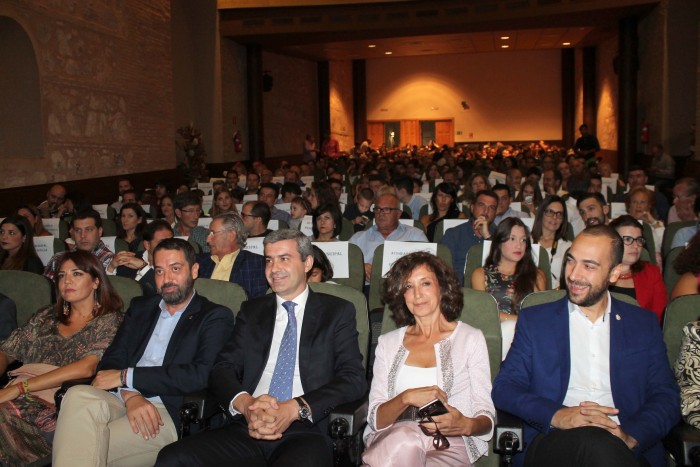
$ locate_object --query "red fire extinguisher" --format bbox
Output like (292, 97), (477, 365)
(233, 131), (242, 153)
(641, 122), (650, 145)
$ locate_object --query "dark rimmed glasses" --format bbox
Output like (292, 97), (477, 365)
(621, 235), (646, 247)
(418, 414), (450, 450)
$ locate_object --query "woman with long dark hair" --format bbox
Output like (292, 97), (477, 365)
(116, 203), (148, 252)
(0, 215), (44, 274)
(531, 195), (571, 288)
(472, 217), (547, 322)
(419, 182), (466, 242)
(0, 250), (123, 464)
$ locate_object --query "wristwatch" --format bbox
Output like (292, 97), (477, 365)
(294, 397), (311, 421)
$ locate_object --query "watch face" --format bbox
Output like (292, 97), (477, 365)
(299, 406), (311, 419)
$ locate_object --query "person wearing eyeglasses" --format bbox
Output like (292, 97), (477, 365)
(240, 201), (273, 238)
(173, 191), (210, 253)
(531, 196), (572, 288)
(349, 193), (428, 283)
(195, 212), (267, 298)
(609, 215), (667, 324)
(440, 190), (498, 286)
(362, 252), (494, 466)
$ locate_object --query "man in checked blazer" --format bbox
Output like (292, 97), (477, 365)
(196, 212), (268, 298)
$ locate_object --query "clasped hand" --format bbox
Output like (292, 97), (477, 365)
(552, 401), (637, 450)
(242, 394), (298, 440)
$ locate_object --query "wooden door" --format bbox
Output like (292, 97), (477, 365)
(400, 120), (420, 146)
(366, 122), (384, 148)
(435, 120), (454, 146)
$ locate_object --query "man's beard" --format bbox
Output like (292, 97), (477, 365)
(159, 276), (194, 305)
(566, 277), (609, 308)
(585, 215), (605, 227)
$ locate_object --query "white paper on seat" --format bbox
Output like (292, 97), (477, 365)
(272, 177), (284, 185)
(531, 243), (540, 265)
(398, 219), (415, 227)
(300, 215), (314, 236)
(238, 176), (247, 189)
(244, 237), (265, 255)
(610, 202), (627, 220)
(101, 236), (117, 253)
(488, 171), (506, 186)
(33, 237), (55, 266)
(481, 240), (492, 265)
(268, 220), (279, 231)
(382, 241), (437, 276)
(175, 236), (189, 241)
(43, 218), (60, 238)
(339, 193), (348, 204)
(645, 184), (655, 192)
(93, 204), (109, 219)
(243, 194), (258, 203)
(142, 204), (151, 214)
(521, 217), (535, 232)
(202, 195), (214, 214)
(510, 202), (522, 212)
(198, 183), (213, 195)
(235, 204), (243, 212)
(197, 217), (213, 229)
(443, 219), (469, 231)
(313, 241), (349, 278)
(276, 203), (292, 214)
(301, 176), (315, 186)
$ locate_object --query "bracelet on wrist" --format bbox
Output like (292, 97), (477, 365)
(120, 369), (127, 387)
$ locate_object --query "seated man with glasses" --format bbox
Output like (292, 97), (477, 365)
(173, 191), (210, 253)
(440, 190), (499, 285)
(196, 212), (268, 298)
(241, 201), (273, 238)
(349, 193), (428, 283)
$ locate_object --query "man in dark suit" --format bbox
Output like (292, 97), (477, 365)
(52, 238), (235, 466)
(492, 226), (680, 467)
(196, 212), (268, 298)
(158, 229), (366, 466)
(109, 219), (174, 296)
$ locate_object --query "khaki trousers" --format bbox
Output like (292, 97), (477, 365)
(52, 385), (178, 467)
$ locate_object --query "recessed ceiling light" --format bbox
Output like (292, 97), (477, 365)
(501, 45), (509, 49)
(385, 51), (392, 55)
(500, 36), (510, 40)
(368, 44), (376, 48)
(562, 42), (571, 46)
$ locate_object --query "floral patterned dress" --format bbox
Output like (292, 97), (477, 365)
(0, 306), (123, 465)
(675, 321), (700, 429)
(484, 265), (516, 315)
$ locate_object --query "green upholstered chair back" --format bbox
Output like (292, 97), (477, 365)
(339, 217), (355, 241)
(309, 282), (370, 369)
(463, 243), (485, 288)
(329, 243), (365, 293)
(662, 221), (696, 258)
(107, 276), (144, 310)
(663, 247), (684, 299)
(194, 278), (247, 318)
(368, 243), (452, 311)
(101, 219), (117, 237)
(641, 222), (657, 265)
(114, 238), (130, 253)
(663, 295), (700, 367)
(0, 271), (53, 326)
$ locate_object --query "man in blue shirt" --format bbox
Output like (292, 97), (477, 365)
(350, 193), (428, 281)
(440, 190), (498, 285)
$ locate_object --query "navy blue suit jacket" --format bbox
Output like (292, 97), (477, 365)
(492, 295), (680, 467)
(97, 293), (235, 431)
(196, 249), (268, 299)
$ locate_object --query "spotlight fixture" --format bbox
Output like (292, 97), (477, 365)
(500, 36), (510, 40)
(562, 42), (571, 46)
(501, 45), (509, 49)
(368, 44), (376, 48)
(385, 51), (392, 55)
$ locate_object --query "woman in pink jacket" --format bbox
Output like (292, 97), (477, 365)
(362, 252), (495, 466)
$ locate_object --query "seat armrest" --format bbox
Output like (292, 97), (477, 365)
(329, 397), (369, 439)
(494, 409), (525, 459)
(664, 421), (700, 466)
(54, 377), (94, 412)
(178, 390), (225, 437)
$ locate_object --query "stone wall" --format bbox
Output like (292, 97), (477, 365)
(0, 0), (174, 189)
(329, 60), (354, 152)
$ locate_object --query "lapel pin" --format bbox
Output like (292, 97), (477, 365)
(616, 314), (621, 321)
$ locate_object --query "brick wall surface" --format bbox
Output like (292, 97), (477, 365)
(0, 0), (174, 189)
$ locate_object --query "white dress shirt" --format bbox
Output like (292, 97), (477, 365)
(563, 292), (619, 424)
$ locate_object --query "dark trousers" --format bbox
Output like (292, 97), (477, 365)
(525, 426), (650, 467)
(156, 420), (332, 467)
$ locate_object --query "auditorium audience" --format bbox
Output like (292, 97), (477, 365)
(531, 196), (571, 288)
(0, 251), (123, 465)
(419, 182), (466, 242)
(16, 204), (51, 237)
(0, 215), (44, 274)
(609, 215), (667, 323)
(362, 252), (494, 466)
(311, 203), (342, 242)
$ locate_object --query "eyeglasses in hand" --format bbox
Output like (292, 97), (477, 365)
(418, 414), (450, 450)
